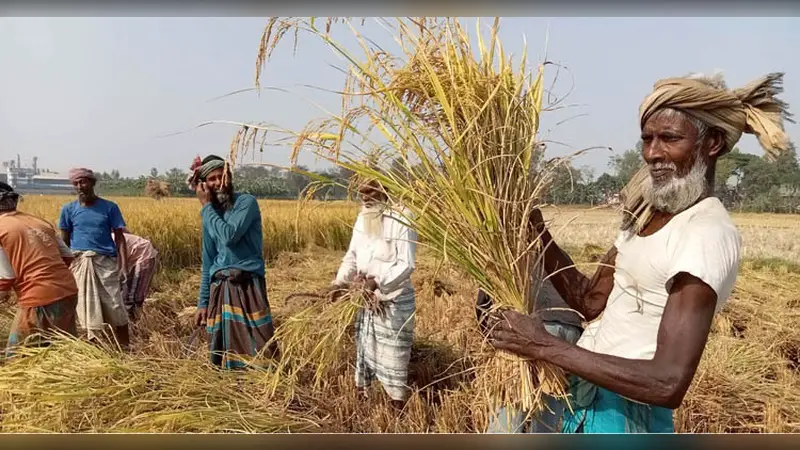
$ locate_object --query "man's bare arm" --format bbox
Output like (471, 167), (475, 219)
(61, 230), (71, 248)
(114, 229), (129, 275)
(517, 272), (717, 408)
(538, 228), (617, 322)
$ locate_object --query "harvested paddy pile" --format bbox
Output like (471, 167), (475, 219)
(145, 179), (171, 201)
(0, 336), (326, 433)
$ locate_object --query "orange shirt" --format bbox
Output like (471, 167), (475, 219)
(0, 211), (78, 308)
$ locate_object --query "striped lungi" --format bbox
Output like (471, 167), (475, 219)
(71, 251), (129, 341)
(354, 287), (415, 401)
(6, 295), (78, 358)
(561, 376), (674, 433)
(122, 257), (157, 312)
(206, 269), (276, 370)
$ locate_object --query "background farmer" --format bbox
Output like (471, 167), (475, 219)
(59, 167), (130, 350)
(0, 182), (79, 357)
(329, 179), (418, 410)
(190, 155), (278, 369)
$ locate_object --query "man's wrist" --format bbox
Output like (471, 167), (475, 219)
(531, 332), (561, 361)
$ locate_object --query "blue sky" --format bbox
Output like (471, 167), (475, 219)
(1, 17), (798, 178)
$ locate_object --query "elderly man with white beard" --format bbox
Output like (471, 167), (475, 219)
(329, 179), (417, 411)
(485, 72), (793, 433)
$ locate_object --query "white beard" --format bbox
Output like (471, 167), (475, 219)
(644, 155), (709, 214)
(360, 205), (384, 239)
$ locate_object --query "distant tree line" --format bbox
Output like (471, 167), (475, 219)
(95, 165), (355, 201)
(96, 144), (800, 213)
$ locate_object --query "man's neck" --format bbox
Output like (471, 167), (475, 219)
(639, 194), (712, 237)
(80, 195), (98, 206)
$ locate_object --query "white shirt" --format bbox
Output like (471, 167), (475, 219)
(576, 197), (741, 360)
(334, 208), (417, 300)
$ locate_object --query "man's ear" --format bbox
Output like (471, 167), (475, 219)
(706, 128), (726, 159)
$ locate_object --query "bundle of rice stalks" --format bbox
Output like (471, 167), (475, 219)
(145, 179), (171, 201)
(226, 17), (572, 416)
(0, 335), (326, 433)
(274, 286), (376, 391)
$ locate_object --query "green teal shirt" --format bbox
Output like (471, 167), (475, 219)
(197, 193), (265, 308)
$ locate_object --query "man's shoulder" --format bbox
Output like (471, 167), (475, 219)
(665, 199), (741, 264)
(680, 198), (740, 239)
(60, 200), (79, 210)
(96, 197), (120, 209)
(235, 193), (259, 207)
(387, 205), (413, 221)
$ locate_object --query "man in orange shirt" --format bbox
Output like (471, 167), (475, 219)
(0, 182), (79, 356)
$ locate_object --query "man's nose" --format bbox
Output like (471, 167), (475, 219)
(642, 141), (666, 165)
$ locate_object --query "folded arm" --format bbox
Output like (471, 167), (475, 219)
(333, 216), (361, 286)
(197, 226), (217, 309)
(537, 227), (617, 322)
(201, 195), (260, 247)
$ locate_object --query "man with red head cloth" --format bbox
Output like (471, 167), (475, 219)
(189, 155), (277, 369)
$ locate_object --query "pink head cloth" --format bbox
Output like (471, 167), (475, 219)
(69, 167), (96, 182)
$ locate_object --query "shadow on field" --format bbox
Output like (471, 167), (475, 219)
(409, 339), (474, 395)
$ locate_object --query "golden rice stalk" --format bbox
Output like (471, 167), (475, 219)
(0, 334), (325, 433)
(228, 17), (575, 415)
(271, 288), (373, 390)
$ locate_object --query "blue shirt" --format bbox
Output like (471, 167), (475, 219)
(58, 198), (126, 257)
(198, 193), (265, 308)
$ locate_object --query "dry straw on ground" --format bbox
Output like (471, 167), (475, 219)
(227, 16), (576, 418)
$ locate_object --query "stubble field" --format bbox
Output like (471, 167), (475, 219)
(0, 195), (798, 433)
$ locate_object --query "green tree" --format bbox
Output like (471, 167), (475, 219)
(609, 146), (642, 186)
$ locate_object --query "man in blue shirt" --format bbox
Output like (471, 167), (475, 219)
(59, 167), (130, 350)
(189, 155), (277, 369)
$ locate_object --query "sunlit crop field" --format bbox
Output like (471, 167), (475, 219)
(18, 196), (800, 267)
(1, 195), (797, 433)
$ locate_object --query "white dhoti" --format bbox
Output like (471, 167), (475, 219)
(354, 287), (416, 402)
(71, 251), (129, 340)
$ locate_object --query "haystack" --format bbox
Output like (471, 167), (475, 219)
(145, 179), (171, 201)
(228, 17), (574, 417)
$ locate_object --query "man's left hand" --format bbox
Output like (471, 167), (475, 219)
(364, 276), (378, 293)
(196, 182), (212, 206)
(488, 310), (553, 360)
